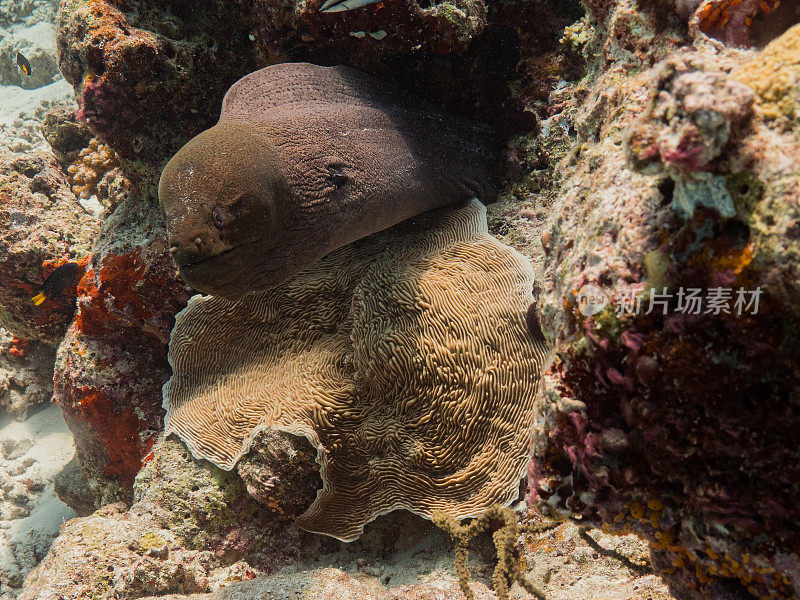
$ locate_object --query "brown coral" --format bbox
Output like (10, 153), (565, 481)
(164, 200), (548, 542)
(432, 506), (545, 600)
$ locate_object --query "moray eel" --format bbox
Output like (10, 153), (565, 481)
(158, 62), (498, 300)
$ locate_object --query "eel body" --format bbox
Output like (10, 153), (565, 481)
(158, 62), (498, 299)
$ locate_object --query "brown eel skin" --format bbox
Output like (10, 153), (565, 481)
(158, 62), (499, 300)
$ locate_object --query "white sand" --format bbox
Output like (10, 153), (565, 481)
(0, 78), (73, 125)
(0, 405), (76, 598)
(0, 79), (76, 152)
(1, 12), (76, 153)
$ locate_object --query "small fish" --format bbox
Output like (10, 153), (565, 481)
(31, 262), (80, 305)
(16, 51), (31, 77)
(320, 0), (383, 12)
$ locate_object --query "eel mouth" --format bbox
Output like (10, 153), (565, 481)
(179, 244), (242, 271)
(178, 238), (263, 272)
(176, 239), (264, 299)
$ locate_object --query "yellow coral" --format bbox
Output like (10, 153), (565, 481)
(628, 501), (646, 519)
(602, 500), (795, 598)
(734, 23), (800, 121)
(137, 532), (166, 553)
(560, 16), (592, 49)
(67, 138), (119, 199)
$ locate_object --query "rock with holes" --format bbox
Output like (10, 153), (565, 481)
(164, 199), (548, 542)
(55, 0), (563, 167)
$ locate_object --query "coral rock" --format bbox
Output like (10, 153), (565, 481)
(235, 429), (322, 519)
(0, 148), (100, 344)
(52, 185), (190, 507)
(626, 57), (754, 174)
(284, 0), (488, 64)
(733, 22), (800, 123)
(56, 0), (260, 162)
(523, 28), (800, 600)
(0, 327), (55, 419)
(22, 438), (669, 600)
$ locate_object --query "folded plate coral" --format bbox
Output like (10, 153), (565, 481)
(164, 199), (548, 542)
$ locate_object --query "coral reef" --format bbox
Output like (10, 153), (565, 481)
(734, 22), (800, 122)
(0, 0), (76, 155)
(31, 0), (574, 520)
(164, 200), (547, 541)
(56, 0), (261, 162)
(0, 0), (57, 31)
(520, 17), (800, 600)
(254, 0), (490, 68)
(2, 0), (794, 594)
(0, 148), (100, 344)
(52, 190), (190, 508)
(55, 0), (569, 167)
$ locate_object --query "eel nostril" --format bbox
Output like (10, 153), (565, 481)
(193, 237), (203, 250)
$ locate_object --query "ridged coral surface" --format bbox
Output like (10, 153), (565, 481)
(164, 200), (547, 541)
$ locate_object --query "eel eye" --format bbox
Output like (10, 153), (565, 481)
(328, 168), (349, 188)
(212, 207), (225, 229)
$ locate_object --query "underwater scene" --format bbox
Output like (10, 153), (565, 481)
(1, 0), (799, 598)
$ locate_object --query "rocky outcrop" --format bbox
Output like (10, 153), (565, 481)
(21, 437), (670, 600)
(0, 148), (100, 344)
(52, 187), (190, 509)
(519, 17), (800, 600)
(0, 328), (55, 419)
(54, 0), (569, 165)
